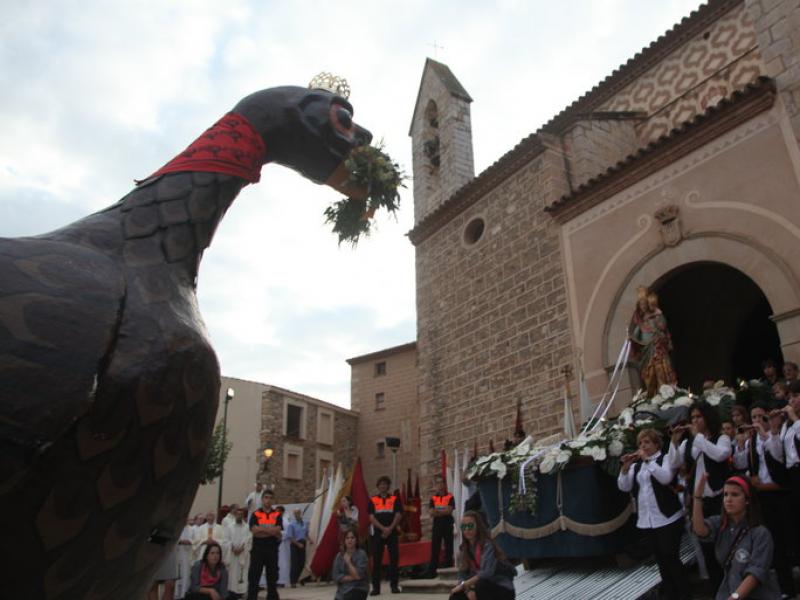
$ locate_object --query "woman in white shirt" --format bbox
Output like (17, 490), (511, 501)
(619, 428), (690, 600)
(669, 401), (732, 591)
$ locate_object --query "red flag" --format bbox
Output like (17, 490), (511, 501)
(411, 494), (422, 538)
(441, 449), (448, 493)
(349, 458), (371, 538)
(310, 509), (341, 577)
(514, 398), (524, 435)
(414, 474), (420, 499)
(310, 459), (370, 577)
(400, 483), (407, 506)
(406, 468), (413, 501)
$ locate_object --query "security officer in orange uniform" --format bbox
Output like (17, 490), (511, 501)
(427, 475), (455, 577)
(368, 475), (403, 595)
(248, 489), (283, 600)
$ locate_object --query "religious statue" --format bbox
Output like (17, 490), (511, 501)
(628, 286), (678, 396)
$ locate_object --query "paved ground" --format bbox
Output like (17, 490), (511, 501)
(260, 583), (446, 600)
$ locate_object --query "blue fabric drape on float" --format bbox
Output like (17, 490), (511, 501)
(479, 464), (636, 558)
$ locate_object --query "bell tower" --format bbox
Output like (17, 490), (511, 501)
(409, 59), (474, 224)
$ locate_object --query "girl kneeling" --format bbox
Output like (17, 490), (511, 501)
(449, 511), (515, 600)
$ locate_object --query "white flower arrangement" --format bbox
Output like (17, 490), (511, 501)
(464, 378), (742, 519)
(555, 449), (572, 464)
(608, 440), (624, 457)
(539, 454), (556, 474)
(659, 384), (676, 399)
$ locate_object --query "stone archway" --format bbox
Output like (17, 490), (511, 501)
(584, 235), (800, 409)
(651, 262), (782, 391)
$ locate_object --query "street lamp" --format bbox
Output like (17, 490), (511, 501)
(216, 387), (235, 515)
(262, 446), (274, 489)
(385, 437), (401, 486)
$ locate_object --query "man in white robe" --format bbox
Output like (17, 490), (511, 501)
(192, 511), (229, 563)
(225, 507), (252, 598)
(243, 482), (264, 523)
(175, 518), (194, 599)
(222, 503), (239, 529)
(190, 513), (205, 539)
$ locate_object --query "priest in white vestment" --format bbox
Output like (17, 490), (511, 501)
(222, 503), (239, 529)
(175, 518), (194, 599)
(243, 482), (264, 523)
(192, 511), (229, 563)
(225, 507), (252, 596)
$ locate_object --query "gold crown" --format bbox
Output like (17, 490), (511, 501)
(309, 72), (351, 99)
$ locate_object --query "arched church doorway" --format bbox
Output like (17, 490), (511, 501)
(651, 262), (783, 392)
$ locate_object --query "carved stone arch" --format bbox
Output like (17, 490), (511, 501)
(581, 233), (800, 406)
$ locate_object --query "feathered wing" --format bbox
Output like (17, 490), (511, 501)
(0, 236), (125, 454)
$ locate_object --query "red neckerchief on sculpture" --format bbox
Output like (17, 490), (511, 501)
(144, 112), (266, 184)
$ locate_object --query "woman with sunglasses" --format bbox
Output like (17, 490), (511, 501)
(449, 511), (515, 600)
(331, 525), (369, 600)
(692, 473), (780, 599)
(186, 541), (229, 600)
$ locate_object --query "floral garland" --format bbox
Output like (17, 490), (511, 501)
(324, 143), (405, 245)
(466, 382), (742, 515)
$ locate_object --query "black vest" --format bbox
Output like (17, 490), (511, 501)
(685, 433), (730, 492)
(631, 454), (682, 518)
(749, 433), (788, 487)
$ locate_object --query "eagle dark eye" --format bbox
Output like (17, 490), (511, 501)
(336, 107), (353, 129)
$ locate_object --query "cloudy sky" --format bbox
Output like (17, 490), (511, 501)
(1, 0), (702, 408)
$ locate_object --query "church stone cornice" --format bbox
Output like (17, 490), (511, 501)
(545, 77), (776, 223)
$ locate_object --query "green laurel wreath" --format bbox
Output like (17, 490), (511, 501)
(324, 143), (405, 245)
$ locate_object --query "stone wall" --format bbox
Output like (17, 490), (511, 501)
(746, 0), (800, 143)
(410, 65), (475, 224)
(560, 120), (642, 190)
(349, 344), (419, 491)
(415, 146), (575, 476)
(259, 387), (357, 505)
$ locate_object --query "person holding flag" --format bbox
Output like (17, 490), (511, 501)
(427, 474), (455, 578)
(368, 475), (403, 595)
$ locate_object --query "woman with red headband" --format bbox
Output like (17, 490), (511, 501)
(692, 473), (780, 599)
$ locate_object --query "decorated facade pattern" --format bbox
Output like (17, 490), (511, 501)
(603, 3), (762, 142)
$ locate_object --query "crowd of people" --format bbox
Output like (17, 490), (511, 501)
(617, 365), (800, 600)
(148, 488), (311, 600)
(149, 356), (800, 600)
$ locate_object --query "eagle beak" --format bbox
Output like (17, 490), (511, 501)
(324, 124), (372, 200)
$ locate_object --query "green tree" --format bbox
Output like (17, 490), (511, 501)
(200, 422), (232, 485)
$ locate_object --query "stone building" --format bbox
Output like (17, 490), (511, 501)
(347, 342), (419, 491)
(260, 384), (358, 503)
(190, 377), (358, 514)
(407, 0), (800, 478)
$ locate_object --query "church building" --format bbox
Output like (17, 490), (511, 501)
(406, 0), (800, 477)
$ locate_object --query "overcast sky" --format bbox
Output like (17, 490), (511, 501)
(0, 0), (702, 408)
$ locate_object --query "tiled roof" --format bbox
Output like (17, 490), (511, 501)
(545, 76), (776, 220)
(346, 341), (417, 365)
(407, 0), (744, 246)
(409, 58), (473, 136)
